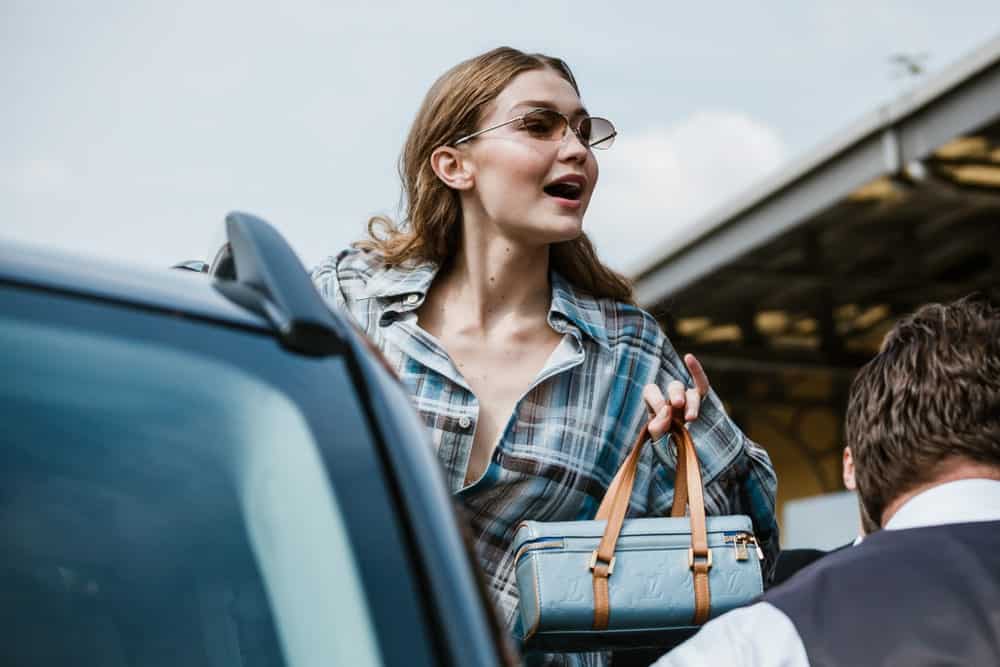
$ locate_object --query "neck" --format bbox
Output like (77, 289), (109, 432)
(431, 227), (552, 333)
(880, 459), (1000, 527)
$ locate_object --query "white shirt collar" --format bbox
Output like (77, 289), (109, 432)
(885, 479), (1000, 530)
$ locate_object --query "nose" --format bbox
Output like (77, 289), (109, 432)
(558, 126), (589, 161)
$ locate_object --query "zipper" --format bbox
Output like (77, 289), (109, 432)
(514, 538), (565, 564)
(722, 532), (764, 562)
(516, 532), (762, 565)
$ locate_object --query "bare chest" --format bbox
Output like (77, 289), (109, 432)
(437, 328), (563, 483)
(447, 334), (558, 410)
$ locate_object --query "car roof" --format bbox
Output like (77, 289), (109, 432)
(0, 238), (270, 331)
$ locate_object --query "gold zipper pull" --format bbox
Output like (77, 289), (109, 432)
(747, 536), (764, 561)
(735, 535), (749, 561)
(723, 534), (746, 560)
(725, 534), (750, 560)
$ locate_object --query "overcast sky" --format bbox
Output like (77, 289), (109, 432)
(3, 2), (999, 275)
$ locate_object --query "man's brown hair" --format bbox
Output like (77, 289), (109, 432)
(845, 293), (1000, 528)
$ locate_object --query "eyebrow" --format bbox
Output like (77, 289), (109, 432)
(510, 100), (589, 118)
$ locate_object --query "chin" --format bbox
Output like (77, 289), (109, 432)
(503, 213), (584, 246)
(543, 212), (585, 241)
(533, 226), (582, 247)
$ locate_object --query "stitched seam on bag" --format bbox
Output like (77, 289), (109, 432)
(526, 552), (542, 639)
(524, 521), (542, 640)
(752, 551), (763, 595)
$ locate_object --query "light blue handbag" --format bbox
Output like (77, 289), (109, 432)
(513, 418), (764, 652)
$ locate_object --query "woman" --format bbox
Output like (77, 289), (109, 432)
(313, 47), (778, 665)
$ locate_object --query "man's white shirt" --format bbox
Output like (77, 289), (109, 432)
(652, 479), (1000, 667)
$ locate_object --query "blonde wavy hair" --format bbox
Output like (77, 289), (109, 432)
(355, 46), (634, 304)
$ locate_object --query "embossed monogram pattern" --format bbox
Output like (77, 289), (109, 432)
(517, 517), (762, 633)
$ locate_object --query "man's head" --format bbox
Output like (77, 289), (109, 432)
(845, 294), (1000, 528)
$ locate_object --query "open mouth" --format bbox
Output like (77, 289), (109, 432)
(543, 181), (583, 201)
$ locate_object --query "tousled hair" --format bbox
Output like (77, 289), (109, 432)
(354, 46), (633, 304)
(845, 293), (1000, 527)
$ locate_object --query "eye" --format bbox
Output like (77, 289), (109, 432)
(520, 110), (563, 139)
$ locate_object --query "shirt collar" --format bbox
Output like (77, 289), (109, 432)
(366, 261), (610, 349)
(365, 260), (439, 310)
(885, 479), (1000, 530)
(548, 271), (610, 350)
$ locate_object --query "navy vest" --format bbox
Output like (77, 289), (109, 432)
(765, 520), (1000, 666)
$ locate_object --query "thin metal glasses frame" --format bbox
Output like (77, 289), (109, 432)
(452, 108), (617, 150)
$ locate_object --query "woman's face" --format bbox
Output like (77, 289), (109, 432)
(459, 68), (600, 246)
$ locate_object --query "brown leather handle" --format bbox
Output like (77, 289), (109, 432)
(590, 417), (711, 629)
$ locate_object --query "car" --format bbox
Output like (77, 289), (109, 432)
(0, 212), (517, 667)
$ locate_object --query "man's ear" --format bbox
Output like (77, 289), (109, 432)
(843, 446), (857, 491)
(430, 146), (474, 191)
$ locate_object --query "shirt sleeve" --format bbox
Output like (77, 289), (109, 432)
(310, 254), (348, 311)
(644, 336), (780, 581)
(651, 602), (810, 667)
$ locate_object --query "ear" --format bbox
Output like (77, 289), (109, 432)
(842, 446), (857, 491)
(430, 145), (474, 191)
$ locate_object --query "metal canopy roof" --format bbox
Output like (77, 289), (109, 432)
(633, 36), (1000, 392)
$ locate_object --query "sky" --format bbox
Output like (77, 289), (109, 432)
(3, 2), (999, 275)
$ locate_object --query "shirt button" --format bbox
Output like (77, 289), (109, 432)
(405, 293), (420, 305)
(458, 416), (472, 429)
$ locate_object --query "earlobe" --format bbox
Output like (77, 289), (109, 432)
(430, 146), (474, 191)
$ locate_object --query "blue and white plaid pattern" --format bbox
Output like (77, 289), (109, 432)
(313, 249), (778, 664)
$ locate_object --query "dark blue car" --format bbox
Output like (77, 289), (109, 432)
(0, 213), (516, 667)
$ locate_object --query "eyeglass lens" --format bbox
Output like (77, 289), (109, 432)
(520, 109), (615, 149)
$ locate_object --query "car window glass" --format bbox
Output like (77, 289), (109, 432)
(0, 315), (382, 667)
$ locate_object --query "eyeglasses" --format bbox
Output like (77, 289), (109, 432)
(453, 108), (617, 150)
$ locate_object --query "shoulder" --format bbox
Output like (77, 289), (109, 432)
(771, 548), (829, 588)
(765, 534), (898, 607)
(311, 246), (385, 303)
(550, 273), (663, 354)
(595, 298), (689, 376)
(596, 298), (667, 350)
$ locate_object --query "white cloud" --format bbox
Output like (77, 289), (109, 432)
(585, 110), (786, 274)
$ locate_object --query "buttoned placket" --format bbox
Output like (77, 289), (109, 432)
(379, 296), (590, 493)
(377, 294), (478, 491)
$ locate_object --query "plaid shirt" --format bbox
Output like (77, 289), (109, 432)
(313, 249), (778, 662)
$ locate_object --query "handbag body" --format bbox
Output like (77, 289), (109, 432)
(512, 417), (764, 652)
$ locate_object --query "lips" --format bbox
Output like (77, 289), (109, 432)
(543, 175), (587, 201)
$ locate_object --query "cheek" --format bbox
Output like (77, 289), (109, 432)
(582, 157), (599, 205)
(509, 147), (552, 185)
(479, 147), (550, 199)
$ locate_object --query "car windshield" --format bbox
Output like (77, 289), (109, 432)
(0, 313), (382, 667)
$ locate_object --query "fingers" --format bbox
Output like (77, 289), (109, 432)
(645, 355), (712, 435)
(685, 353), (710, 397)
(643, 384), (671, 440)
(685, 387), (700, 421)
(642, 383), (667, 416)
(666, 380), (686, 410)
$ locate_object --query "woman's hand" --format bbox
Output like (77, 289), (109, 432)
(643, 353), (711, 441)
